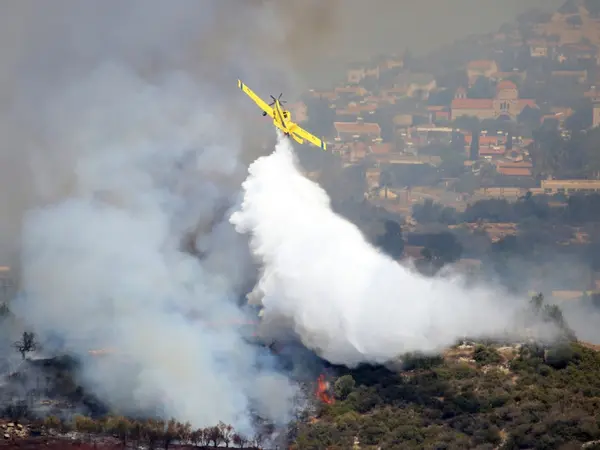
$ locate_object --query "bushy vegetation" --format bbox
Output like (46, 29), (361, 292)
(290, 295), (600, 449)
(292, 340), (600, 449)
(414, 193), (600, 226)
(29, 415), (261, 449)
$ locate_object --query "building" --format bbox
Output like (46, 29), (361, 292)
(496, 161), (533, 177)
(427, 106), (451, 123)
(451, 81), (537, 121)
(527, 39), (551, 58)
(474, 187), (533, 199)
(593, 102), (600, 128)
(466, 60), (499, 85)
(541, 179), (600, 194)
(334, 86), (369, 99)
(334, 121), (381, 142)
(335, 102), (377, 120)
(393, 72), (437, 99)
(347, 64), (366, 84)
(550, 69), (588, 83)
(365, 167), (381, 190)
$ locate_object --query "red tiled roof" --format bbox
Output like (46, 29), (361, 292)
(464, 135), (500, 146)
(451, 98), (494, 109)
(497, 80), (517, 91)
(336, 103), (378, 115)
(334, 122), (381, 135)
(467, 60), (496, 70)
(335, 86), (367, 95)
(497, 167), (532, 176)
(497, 161), (533, 168)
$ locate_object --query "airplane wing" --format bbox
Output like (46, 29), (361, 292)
(290, 125), (327, 150)
(238, 79), (274, 119)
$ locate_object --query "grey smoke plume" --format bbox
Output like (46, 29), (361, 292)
(0, 0), (342, 266)
(231, 133), (558, 367)
(13, 64), (301, 431)
(0, 0), (344, 433)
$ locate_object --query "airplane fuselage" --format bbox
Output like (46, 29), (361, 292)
(272, 100), (292, 134)
(263, 100), (294, 137)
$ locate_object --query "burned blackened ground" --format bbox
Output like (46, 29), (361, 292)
(0, 355), (108, 422)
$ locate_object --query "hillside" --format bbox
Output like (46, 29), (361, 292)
(292, 340), (600, 449)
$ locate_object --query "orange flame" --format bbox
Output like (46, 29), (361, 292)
(316, 374), (334, 405)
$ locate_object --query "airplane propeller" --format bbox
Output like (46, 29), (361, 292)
(268, 93), (286, 106)
(262, 93), (286, 117)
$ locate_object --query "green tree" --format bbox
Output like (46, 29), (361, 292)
(452, 115), (480, 133)
(566, 14), (583, 27)
(232, 432), (248, 447)
(530, 292), (544, 313)
(74, 415), (97, 443)
(129, 421), (144, 448)
(143, 419), (163, 449)
(545, 344), (579, 369)
(206, 425), (223, 447)
(376, 220), (404, 260)
(468, 77), (495, 99)
(334, 375), (356, 401)
(43, 415), (62, 434)
(469, 130), (480, 161)
(106, 416), (131, 447)
(421, 232), (463, 268)
(473, 345), (503, 366)
(564, 100), (593, 131)
(518, 105), (542, 131)
(218, 421), (234, 447)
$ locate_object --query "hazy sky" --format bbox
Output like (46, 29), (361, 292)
(335, 0), (565, 58)
(296, 0), (566, 85)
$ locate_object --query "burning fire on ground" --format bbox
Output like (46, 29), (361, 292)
(315, 374), (334, 405)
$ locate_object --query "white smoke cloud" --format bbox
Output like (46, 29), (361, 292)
(231, 133), (547, 367)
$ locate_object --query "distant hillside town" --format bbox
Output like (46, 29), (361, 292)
(291, 0), (600, 214)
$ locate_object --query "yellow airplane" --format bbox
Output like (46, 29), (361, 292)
(237, 79), (327, 150)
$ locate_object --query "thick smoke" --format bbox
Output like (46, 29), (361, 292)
(12, 64), (301, 431)
(231, 134), (556, 367)
(0, 0), (343, 434)
(0, 0), (341, 266)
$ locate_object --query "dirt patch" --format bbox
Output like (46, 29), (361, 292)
(580, 341), (600, 352)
